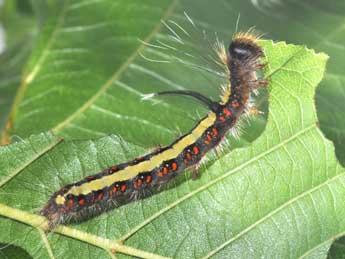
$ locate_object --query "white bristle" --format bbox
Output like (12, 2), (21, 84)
(141, 93), (156, 101)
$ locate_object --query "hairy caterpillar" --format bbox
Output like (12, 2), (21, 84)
(41, 32), (267, 230)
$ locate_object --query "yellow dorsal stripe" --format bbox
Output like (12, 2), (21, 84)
(64, 112), (216, 197)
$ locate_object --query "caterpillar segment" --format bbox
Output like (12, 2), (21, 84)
(41, 33), (267, 229)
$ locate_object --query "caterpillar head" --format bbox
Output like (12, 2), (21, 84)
(229, 33), (264, 61)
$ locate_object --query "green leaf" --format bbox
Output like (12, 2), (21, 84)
(0, 1), (37, 135)
(328, 236), (345, 259)
(1, 39), (341, 259)
(3, 0), (344, 166)
(246, 0), (345, 166)
(2, 0), (270, 148)
(2, 0), (345, 257)
(0, 243), (32, 259)
(5, 0), (180, 146)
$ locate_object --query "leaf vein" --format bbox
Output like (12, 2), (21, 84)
(119, 124), (317, 242)
(51, 0), (179, 134)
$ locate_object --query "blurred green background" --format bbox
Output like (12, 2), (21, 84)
(1, 0), (344, 164)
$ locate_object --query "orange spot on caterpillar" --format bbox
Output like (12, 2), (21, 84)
(172, 162), (178, 171)
(79, 199), (85, 205)
(193, 146), (199, 155)
(133, 183), (137, 189)
(109, 186), (117, 195)
(146, 175), (152, 183)
(137, 179), (143, 186)
(223, 108), (232, 117)
(186, 152), (192, 160)
(232, 101), (240, 108)
(158, 171), (163, 177)
(219, 116), (225, 122)
(212, 128), (218, 137)
(207, 134), (212, 142)
(121, 185), (127, 192)
(67, 199), (74, 209)
(98, 193), (104, 200)
(163, 167), (168, 175)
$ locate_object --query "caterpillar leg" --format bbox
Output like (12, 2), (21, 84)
(258, 79), (269, 88)
(255, 62), (267, 70)
(251, 79), (269, 91)
(213, 144), (222, 159)
(191, 164), (201, 180)
(247, 107), (264, 116)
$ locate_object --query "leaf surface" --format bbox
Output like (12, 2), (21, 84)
(1, 39), (342, 259)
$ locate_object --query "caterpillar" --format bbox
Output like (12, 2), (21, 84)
(41, 32), (267, 230)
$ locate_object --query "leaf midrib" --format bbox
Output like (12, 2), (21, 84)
(0, 137), (63, 188)
(3, 1), (68, 142)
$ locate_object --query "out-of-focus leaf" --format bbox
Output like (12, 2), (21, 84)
(3, 0), (344, 166)
(2, 0), (266, 148)
(0, 0), (37, 139)
(0, 243), (32, 259)
(328, 236), (345, 259)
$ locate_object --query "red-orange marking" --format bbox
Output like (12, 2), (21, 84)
(207, 134), (212, 142)
(223, 108), (232, 117)
(79, 199), (85, 205)
(172, 162), (178, 171)
(67, 199), (74, 209)
(163, 167), (168, 175)
(212, 128), (218, 137)
(186, 152), (192, 160)
(87, 176), (94, 181)
(158, 172), (163, 177)
(193, 146), (199, 155)
(137, 179), (143, 186)
(232, 101), (240, 108)
(121, 185), (127, 192)
(98, 193), (104, 200)
(146, 175), (152, 183)
(219, 116), (225, 122)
